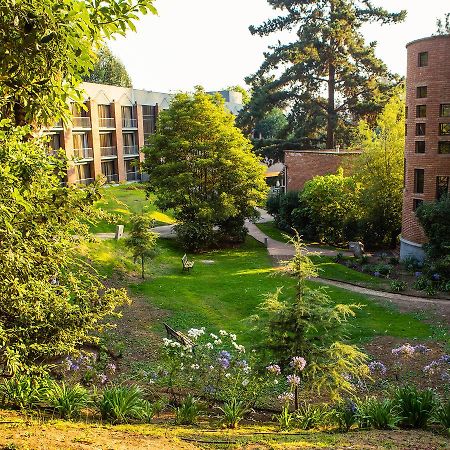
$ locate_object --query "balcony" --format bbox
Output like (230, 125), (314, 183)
(75, 178), (94, 186)
(72, 117), (91, 128)
(122, 118), (137, 128)
(73, 147), (93, 160)
(99, 117), (115, 128)
(123, 145), (139, 156)
(100, 146), (117, 158)
(104, 174), (119, 183)
(126, 172), (141, 182)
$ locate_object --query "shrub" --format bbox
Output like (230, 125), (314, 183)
(389, 257), (400, 266)
(175, 395), (202, 425)
(413, 275), (432, 292)
(402, 256), (423, 272)
(274, 405), (294, 430)
(47, 382), (89, 419)
(434, 398), (450, 430)
(219, 398), (249, 429)
(0, 376), (51, 410)
(295, 402), (329, 430)
(97, 385), (151, 424)
(332, 400), (358, 432)
(394, 385), (435, 428)
(359, 397), (401, 430)
(390, 280), (407, 293)
(273, 191), (301, 231)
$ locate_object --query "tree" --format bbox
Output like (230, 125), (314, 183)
(251, 235), (368, 399)
(245, 0), (406, 148)
(226, 85), (251, 105)
(83, 45), (133, 87)
(0, 125), (129, 375)
(143, 87), (268, 251)
(0, 0), (156, 127)
(126, 214), (158, 279)
(352, 88), (405, 247)
(254, 108), (288, 140)
(436, 13), (450, 35)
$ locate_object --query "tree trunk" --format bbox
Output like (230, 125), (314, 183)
(141, 255), (145, 279)
(327, 62), (336, 149)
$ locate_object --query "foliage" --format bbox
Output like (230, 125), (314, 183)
(0, 125), (128, 375)
(274, 405), (294, 430)
(394, 385), (436, 429)
(251, 235), (369, 398)
(0, 0), (156, 127)
(266, 191), (301, 232)
(83, 45), (132, 87)
(390, 280), (407, 293)
(97, 385), (152, 424)
(219, 398), (249, 429)
(434, 398), (450, 430)
(253, 108), (288, 140)
(242, 0), (405, 148)
(174, 395), (202, 425)
(358, 397), (401, 430)
(332, 399), (358, 432)
(0, 375), (51, 409)
(295, 169), (362, 244)
(351, 88), (405, 247)
(436, 13), (450, 34)
(47, 382), (89, 419)
(416, 195), (450, 280)
(295, 402), (329, 430)
(125, 214), (158, 279)
(143, 87), (267, 251)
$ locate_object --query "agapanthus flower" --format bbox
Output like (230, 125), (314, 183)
(414, 271), (422, 278)
(290, 356), (307, 372)
(368, 361), (387, 376)
(423, 360), (440, 375)
(97, 373), (108, 384)
(219, 350), (231, 360)
(218, 357), (230, 369)
(277, 392), (294, 404)
(287, 374), (301, 386)
(106, 363), (116, 373)
(413, 344), (430, 354)
(392, 343), (415, 357)
(432, 273), (440, 281)
(266, 364), (281, 375)
(438, 355), (450, 364)
(373, 271), (381, 277)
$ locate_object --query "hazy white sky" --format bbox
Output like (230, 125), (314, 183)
(108, 0), (449, 93)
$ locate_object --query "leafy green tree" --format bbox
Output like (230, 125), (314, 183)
(251, 235), (368, 399)
(0, 0), (156, 127)
(143, 88), (268, 251)
(84, 45), (133, 88)
(436, 13), (450, 34)
(297, 168), (362, 244)
(245, 0), (406, 148)
(254, 108), (288, 140)
(352, 88), (405, 247)
(126, 214), (158, 279)
(0, 124), (128, 375)
(416, 195), (450, 280)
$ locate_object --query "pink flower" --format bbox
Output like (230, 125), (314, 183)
(266, 364), (281, 375)
(287, 374), (301, 386)
(290, 356), (307, 372)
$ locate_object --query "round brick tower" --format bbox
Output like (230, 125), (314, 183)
(400, 34), (450, 261)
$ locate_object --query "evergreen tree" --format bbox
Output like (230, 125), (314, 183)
(436, 13), (450, 35)
(84, 45), (133, 88)
(245, 0), (406, 148)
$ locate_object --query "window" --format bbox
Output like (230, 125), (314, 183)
(436, 176), (449, 200)
(49, 133), (61, 151)
(100, 133), (113, 147)
(73, 133), (89, 150)
(98, 104), (112, 118)
(123, 132), (136, 147)
(438, 141), (450, 154)
(415, 141), (426, 153)
(416, 86), (427, 98)
(416, 123), (426, 136)
(142, 105), (157, 137)
(440, 104), (450, 117)
(439, 123), (450, 135)
(405, 124), (407, 136)
(413, 199), (423, 211)
(405, 106), (408, 119)
(418, 52), (428, 67)
(414, 168), (424, 194)
(416, 105), (426, 118)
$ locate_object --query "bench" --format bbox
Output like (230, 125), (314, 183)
(163, 323), (195, 347)
(182, 254), (194, 272)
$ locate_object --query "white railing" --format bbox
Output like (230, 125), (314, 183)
(99, 117), (115, 128)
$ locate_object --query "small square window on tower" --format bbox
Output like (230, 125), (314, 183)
(415, 141), (425, 154)
(418, 52), (428, 67)
(417, 86), (427, 98)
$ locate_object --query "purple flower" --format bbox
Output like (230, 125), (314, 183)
(266, 364), (281, 375)
(218, 357), (230, 369)
(277, 392), (294, 404)
(70, 363), (80, 371)
(204, 385), (215, 394)
(373, 271), (381, 277)
(236, 359), (248, 368)
(368, 361), (387, 376)
(414, 271), (422, 278)
(97, 373), (108, 384)
(219, 350), (231, 360)
(441, 371), (450, 381)
(290, 356), (307, 372)
(413, 344), (430, 354)
(287, 374), (301, 386)
(423, 360), (440, 375)
(438, 355), (450, 364)
(346, 400), (357, 414)
(392, 343), (415, 357)
(432, 273), (440, 281)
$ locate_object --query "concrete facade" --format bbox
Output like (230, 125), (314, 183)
(44, 82), (243, 185)
(400, 35), (450, 261)
(284, 149), (361, 192)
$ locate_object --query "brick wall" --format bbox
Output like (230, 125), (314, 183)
(284, 150), (360, 191)
(402, 35), (450, 245)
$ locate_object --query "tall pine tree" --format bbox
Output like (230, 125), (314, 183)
(245, 0), (406, 148)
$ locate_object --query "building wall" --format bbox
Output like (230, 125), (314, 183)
(400, 35), (450, 260)
(45, 83), (243, 185)
(284, 150), (360, 192)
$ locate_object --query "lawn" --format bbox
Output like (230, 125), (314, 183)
(90, 184), (174, 233)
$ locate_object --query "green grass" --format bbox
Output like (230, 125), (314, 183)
(90, 184), (174, 233)
(89, 236), (434, 346)
(255, 221), (293, 243)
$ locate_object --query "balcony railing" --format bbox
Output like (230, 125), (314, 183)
(100, 146), (117, 158)
(76, 178), (94, 186)
(123, 145), (139, 156)
(104, 174), (119, 183)
(73, 147), (93, 160)
(126, 172), (141, 182)
(72, 117), (91, 128)
(99, 117), (115, 128)
(122, 118), (137, 128)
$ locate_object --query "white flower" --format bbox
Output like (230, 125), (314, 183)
(243, 366), (251, 374)
(163, 338), (171, 346)
(190, 364), (200, 370)
(230, 334), (237, 341)
(170, 341), (181, 348)
(210, 333), (218, 339)
(205, 343), (214, 350)
(209, 365), (214, 370)
(189, 377), (193, 382)
(148, 379), (155, 384)
(214, 339), (222, 345)
(225, 373), (231, 378)
(232, 342), (245, 353)
(274, 379), (279, 385)
(219, 330), (228, 336)
(242, 379), (249, 387)
(188, 328), (205, 339)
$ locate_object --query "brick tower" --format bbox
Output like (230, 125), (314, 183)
(400, 34), (450, 260)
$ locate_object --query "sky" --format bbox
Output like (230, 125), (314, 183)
(108, 0), (449, 93)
